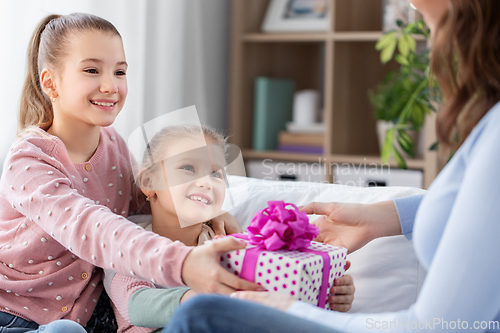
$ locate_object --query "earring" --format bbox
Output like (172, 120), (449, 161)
(145, 196), (150, 202)
(52, 97), (56, 103)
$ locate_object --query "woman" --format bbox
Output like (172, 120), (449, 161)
(161, 1), (500, 332)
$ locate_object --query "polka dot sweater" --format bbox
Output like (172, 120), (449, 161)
(0, 127), (192, 326)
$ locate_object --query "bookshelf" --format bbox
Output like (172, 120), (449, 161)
(228, 0), (439, 189)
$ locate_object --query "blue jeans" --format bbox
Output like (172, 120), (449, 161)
(161, 294), (339, 333)
(0, 312), (86, 333)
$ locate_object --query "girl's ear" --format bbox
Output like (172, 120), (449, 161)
(138, 169), (158, 201)
(40, 69), (57, 99)
(138, 168), (155, 191)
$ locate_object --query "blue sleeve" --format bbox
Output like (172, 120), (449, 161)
(393, 194), (424, 240)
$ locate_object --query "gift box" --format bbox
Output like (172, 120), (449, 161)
(220, 201), (347, 309)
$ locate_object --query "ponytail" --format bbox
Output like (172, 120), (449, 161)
(18, 15), (60, 135)
(17, 13), (121, 135)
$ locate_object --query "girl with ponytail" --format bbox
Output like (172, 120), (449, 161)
(0, 12), (260, 333)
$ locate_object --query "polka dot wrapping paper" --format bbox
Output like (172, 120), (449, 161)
(220, 239), (347, 309)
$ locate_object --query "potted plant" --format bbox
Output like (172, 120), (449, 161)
(369, 19), (440, 169)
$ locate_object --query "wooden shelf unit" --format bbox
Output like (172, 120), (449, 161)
(229, 0), (438, 189)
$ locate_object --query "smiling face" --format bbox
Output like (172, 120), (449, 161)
(151, 135), (227, 227)
(49, 30), (128, 128)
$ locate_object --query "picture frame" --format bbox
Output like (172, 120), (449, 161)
(261, 0), (330, 33)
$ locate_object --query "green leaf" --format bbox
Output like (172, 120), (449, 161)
(399, 129), (414, 145)
(398, 34), (410, 57)
(375, 32), (397, 51)
(393, 145), (407, 169)
(394, 123), (413, 131)
(381, 128), (394, 162)
(395, 54), (409, 66)
(411, 103), (425, 128)
(407, 35), (417, 53)
(397, 131), (415, 158)
(402, 77), (413, 90)
(408, 53), (416, 64)
(429, 141), (440, 151)
(380, 38), (398, 64)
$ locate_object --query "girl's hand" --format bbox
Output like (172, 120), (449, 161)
(230, 291), (297, 312)
(211, 211), (243, 236)
(181, 237), (264, 294)
(329, 275), (355, 312)
(328, 260), (354, 312)
(300, 201), (401, 253)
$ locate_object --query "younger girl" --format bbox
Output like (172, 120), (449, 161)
(105, 125), (356, 333)
(0, 13), (258, 332)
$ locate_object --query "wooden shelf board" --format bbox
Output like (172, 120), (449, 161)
(242, 150), (324, 163)
(242, 33), (329, 43)
(242, 32), (426, 43)
(333, 31), (383, 41)
(242, 151), (425, 169)
(333, 31), (427, 42)
(327, 154), (425, 169)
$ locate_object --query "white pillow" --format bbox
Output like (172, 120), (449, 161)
(226, 176), (427, 313)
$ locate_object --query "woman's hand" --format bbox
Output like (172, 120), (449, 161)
(230, 291), (297, 312)
(181, 237), (264, 294)
(211, 211), (243, 236)
(329, 261), (354, 312)
(300, 201), (401, 253)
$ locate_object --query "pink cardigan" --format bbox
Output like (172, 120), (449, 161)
(0, 127), (192, 326)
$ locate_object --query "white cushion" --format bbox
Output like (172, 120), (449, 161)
(227, 176), (426, 313)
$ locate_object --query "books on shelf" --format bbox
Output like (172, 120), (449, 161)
(277, 131), (324, 154)
(278, 131), (324, 146)
(252, 77), (296, 151)
(278, 144), (324, 154)
(285, 121), (325, 134)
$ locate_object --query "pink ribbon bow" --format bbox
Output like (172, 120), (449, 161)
(247, 201), (319, 250)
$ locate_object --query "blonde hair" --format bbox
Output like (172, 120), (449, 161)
(18, 13), (121, 135)
(142, 124), (228, 171)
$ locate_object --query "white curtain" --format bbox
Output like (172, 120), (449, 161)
(0, 0), (231, 165)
